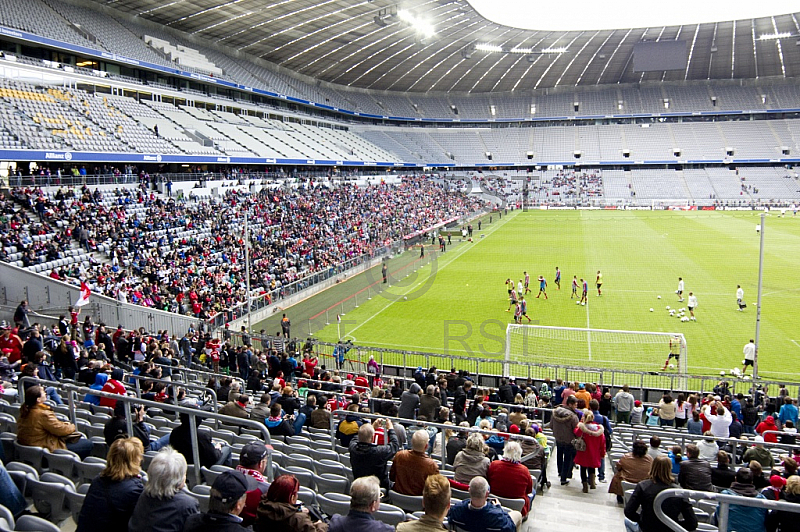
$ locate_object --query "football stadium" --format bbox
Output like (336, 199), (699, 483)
(0, 0), (799, 530)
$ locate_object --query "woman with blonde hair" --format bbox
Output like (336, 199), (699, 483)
(573, 410), (605, 493)
(624, 455), (697, 532)
(77, 437), (144, 531)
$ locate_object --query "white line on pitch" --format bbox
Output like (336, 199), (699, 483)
(791, 340), (800, 349)
(346, 211), (519, 336)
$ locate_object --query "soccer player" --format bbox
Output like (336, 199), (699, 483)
(662, 335), (682, 371)
(536, 275), (548, 299)
(555, 267), (561, 290)
(687, 292), (697, 320)
(596, 270), (603, 296)
(524, 271), (531, 294)
(505, 278), (513, 298)
(676, 277), (684, 302)
(520, 296), (532, 323)
(736, 285), (745, 311)
(742, 339), (756, 375)
(506, 288), (518, 312)
(517, 279), (524, 298)
(514, 300), (522, 324)
(571, 276), (578, 299)
(580, 278), (588, 305)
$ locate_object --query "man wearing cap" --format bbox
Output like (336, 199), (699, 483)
(183, 470), (250, 532)
(329, 476), (394, 532)
(220, 395), (250, 420)
(236, 442), (271, 526)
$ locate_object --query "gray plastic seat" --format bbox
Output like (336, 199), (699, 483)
(285, 454), (315, 472)
(43, 449), (79, 482)
(373, 504), (407, 527)
(65, 484), (90, 524)
(388, 490), (424, 513)
(74, 458), (106, 486)
(28, 473), (75, 523)
(15, 514), (61, 532)
(316, 493), (351, 517)
(312, 472), (349, 495)
(13, 442), (45, 472)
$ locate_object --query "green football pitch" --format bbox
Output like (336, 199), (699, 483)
(256, 210), (800, 379)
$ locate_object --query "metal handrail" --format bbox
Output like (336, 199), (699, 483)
(330, 408), (541, 472)
(73, 384), (272, 487)
(653, 488), (800, 532)
(623, 427), (796, 463)
(151, 362), (245, 391)
(125, 373), (218, 412)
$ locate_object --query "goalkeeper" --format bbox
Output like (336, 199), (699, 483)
(661, 336), (682, 371)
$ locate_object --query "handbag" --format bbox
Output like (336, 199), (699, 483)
(571, 435), (586, 452)
(63, 432), (83, 444)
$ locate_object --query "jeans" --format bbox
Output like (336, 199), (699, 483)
(67, 438), (94, 460)
(556, 442), (576, 483)
(0, 463), (26, 517)
(659, 418), (674, 427)
(617, 411), (631, 424)
(598, 455), (606, 481)
(215, 444), (232, 466)
(149, 434), (171, 452)
(292, 413), (307, 435)
(743, 424), (755, 434)
(624, 518), (641, 532)
(46, 387), (64, 405)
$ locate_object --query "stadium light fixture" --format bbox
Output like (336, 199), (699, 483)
(758, 32), (793, 40)
(475, 43), (568, 55)
(397, 9), (436, 38)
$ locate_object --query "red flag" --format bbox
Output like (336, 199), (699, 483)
(75, 281), (91, 307)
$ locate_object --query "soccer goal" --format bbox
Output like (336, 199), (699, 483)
(505, 324), (688, 374)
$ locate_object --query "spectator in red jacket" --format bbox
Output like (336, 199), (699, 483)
(756, 415), (779, 443)
(486, 441), (534, 516)
(99, 368), (127, 408)
(573, 410), (606, 494)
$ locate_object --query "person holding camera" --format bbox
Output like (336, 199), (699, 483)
(448, 476), (521, 532)
(349, 419), (400, 490)
(264, 402), (297, 438)
(105, 402), (171, 452)
(169, 406), (232, 467)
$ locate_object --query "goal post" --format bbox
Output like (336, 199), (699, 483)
(505, 324), (688, 374)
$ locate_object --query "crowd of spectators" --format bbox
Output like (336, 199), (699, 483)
(4, 310), (800, 531)
(2, 177), (483, 321)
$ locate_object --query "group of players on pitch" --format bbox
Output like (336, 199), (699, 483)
(504, 269), (604, 323)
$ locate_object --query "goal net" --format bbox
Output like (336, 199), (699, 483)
(505, 325), (688, 374)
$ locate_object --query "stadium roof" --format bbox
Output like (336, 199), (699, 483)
(94, 0), (800, 93)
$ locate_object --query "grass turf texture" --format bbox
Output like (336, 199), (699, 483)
(263, 210), (800, 379)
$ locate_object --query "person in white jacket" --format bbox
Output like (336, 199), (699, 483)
(703, 403), (732, 438)
(695, 431), (719, 461)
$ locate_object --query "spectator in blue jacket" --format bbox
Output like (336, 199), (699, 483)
(716, 468), (767, 532)
(448, 476), (521, 532)
(778, 396), (798, 429)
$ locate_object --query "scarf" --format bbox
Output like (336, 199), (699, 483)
(236, 465), (266, 483)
